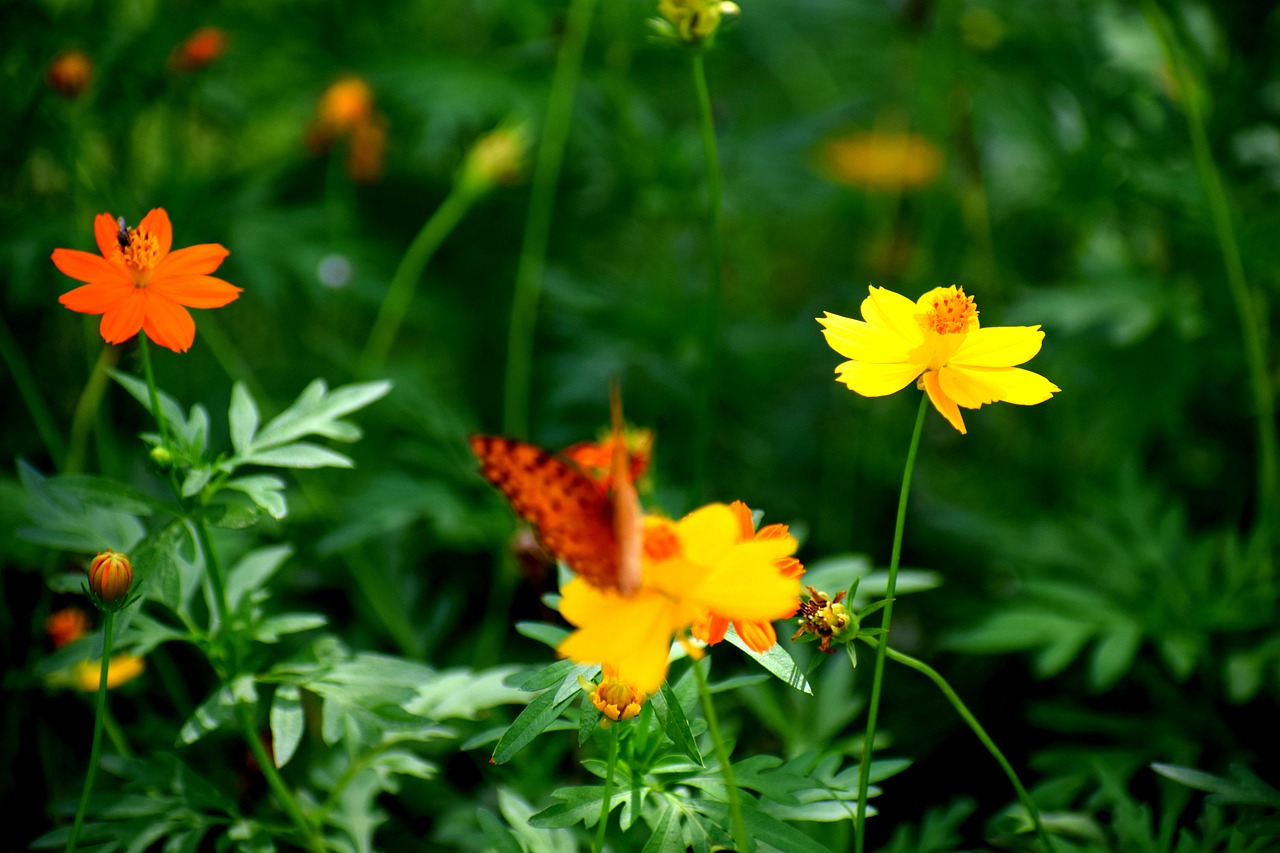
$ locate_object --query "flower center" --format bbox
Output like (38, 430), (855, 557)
(114, 225), (161, 286)
(916, 286), (978, 336)
(642, 522), (681, 562)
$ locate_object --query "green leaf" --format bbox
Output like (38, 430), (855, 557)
(578, 692), (603, 745)
(1088, 624), (1143, 692)
(642, 803), (685, 853)
(492, 684), (580, 764)
(476, 807), (524, 853)
(228, 382), (260, 456)
(225, 545), (293, 612)
(1152, 763), (1280, 807)
(109, 369), (185, 428)
(724, 625), (812, 694)
(252, 379), (391, 450)
(241, 442), (353, 469)
(529, 785), (629, 829)
(651, 681), (704, 767)
(407, 666), (527, 720)
(270, 686), (304, 768)
(254, 613), (327, 642)
(515, 620), (571, 648)
(134, 520), (199, 615)
(223, 475), (288, 520)
(18, 460), (146, 553)
(47, 476), (166, 517)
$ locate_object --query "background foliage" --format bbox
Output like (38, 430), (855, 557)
(3, 0), (1279, 849)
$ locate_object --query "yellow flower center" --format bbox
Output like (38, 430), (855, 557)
(916, 286), (978, 336)
(115, 226), (161, 286)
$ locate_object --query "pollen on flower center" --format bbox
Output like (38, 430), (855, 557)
(116, 228), (161, 283)
(642, 522), (681, 561)
(916, 286), (978, 336)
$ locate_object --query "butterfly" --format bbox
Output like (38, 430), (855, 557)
(470, 385), (644, 594)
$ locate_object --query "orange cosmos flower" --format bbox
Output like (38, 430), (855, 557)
(52, 209), (241, 353)
(691, 501), (805, 653)
(170, 27), (228, 72)
(46, 608), (91, 649)
(46, 50), (92, 99)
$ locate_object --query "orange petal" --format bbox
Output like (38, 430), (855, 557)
(694, 613), (731, 646)
(138, 208), (172, 257)
(151, 274), (242, 308)
(921, 370), (966, 434)
(728, 500), (755, 540)
(59, 280), (132, 315)
(99, 292), (146, 345)
(140, 294), (196, 352)
(93, 212), (119, 258)
(734, 619), (777, 653)
(51, 249), (129, 285)
(154, 243), (229, 278)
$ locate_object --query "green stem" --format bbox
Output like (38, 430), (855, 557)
(0, 310), (67, 465)
(192, 516), (233, 651)
(502, 0), (597, 438)
(136, 333), (172, 455)
(233, 701), (324, 853)
(691, 658), (749, 852)
(1143, 0), (1276, 532)
(867, 639), (1057, 852)
(854, 394), (928, 853)
(594, 725), (620, 853)
(66, 610), (114, 853)
(65, 344), (120, 474)
(690, 48), (724, 502)
(359, 182), (479, 376)
(101, 702), (131, 759)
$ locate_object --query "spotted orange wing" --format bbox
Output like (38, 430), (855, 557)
(470, 435), (622, 590)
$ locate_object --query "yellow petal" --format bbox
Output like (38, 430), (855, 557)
(558, 586), (683, 694)
(676, 504), (739, 567)
(819, 312), (914, 363)
(951, 365), (1060, 404)
(862, 286), (924, 348)
(951, 326), (1043, 368)
(834, 360), (923, 397)
(688, 539), (801, 622)
(921, 371), (966, 434)
(938, 364), (1003, 408)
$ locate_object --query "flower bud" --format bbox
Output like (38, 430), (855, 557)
(46, 50), (92, 99)
(149, 445), (173, 469)
(460, 125), (529, 193)
(170, 26), (228, 73)
(88, 550), (133, 605)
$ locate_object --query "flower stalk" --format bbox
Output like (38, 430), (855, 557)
(594, 725), (620, 853)
(854, 394), (927, 853)
(503, 0), (597, 438)
(65, 344), (120, 475)
(65, 611), (114, 853)
(692, 659), (750, 853)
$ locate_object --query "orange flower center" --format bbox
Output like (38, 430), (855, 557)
(115, 227), (161, 286)
(916, 286), (978, 335)
(642, 523), (681, 561)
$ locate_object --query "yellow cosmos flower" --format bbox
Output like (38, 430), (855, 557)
(819, 285), (1059, 434)
(73, 654), (145, 691)
(819, 131), (942, 193)
(580, 666), (647, 723)
(558, 503), (801, 694)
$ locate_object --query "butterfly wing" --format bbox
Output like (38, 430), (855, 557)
(470, 435), (622, 590)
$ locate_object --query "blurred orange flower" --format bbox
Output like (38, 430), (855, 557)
(820, 130), (943, 192)
(46, 608), (90, 649)
(52, 209), (241, 352)
(307, 77), (386, 182)
(691, 501), (805, 652)
(46, 50), (92, 99)
(170, 27), (228, 72)
(563, 426), (654, 493)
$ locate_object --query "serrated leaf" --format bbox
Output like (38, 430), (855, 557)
(228, 383), (260, 456)
(270, 686), (304, 768)
(529, 785), (629, 829)
(642, 803), (685, 853)
(492, 685), (580, 764)
(251, 379), (391, 450)
(724, 625), (811, 694)
(225, 545), (293, 612)
(651, 681), (703, 766)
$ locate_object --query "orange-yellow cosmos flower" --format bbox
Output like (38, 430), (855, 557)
(820, 131), (943, 193)
(170, 27), (228, 72)
(580, 665), (647, 723)
(692, 501), (805, 653)
(819, 285), (1059, 434)
(558, 503), (801, 694)
(74, 654), (145, 691)
(52, 209), (240, 353)
(46, 49), (92, 99)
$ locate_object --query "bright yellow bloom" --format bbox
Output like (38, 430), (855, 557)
(820, 131), (942, 193)
(558, 503), (801, 694)
(658, 0), (740, 44)
(74, 654), (145, 691)
(819, 285), (1059, 434)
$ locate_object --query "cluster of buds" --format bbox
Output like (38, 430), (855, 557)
(306, 77), (387, 183)
(652, 0), (740, 46)
(87, 550), (134, 610)
(580, 667), (647, 724)
(791, 586), (852, 653)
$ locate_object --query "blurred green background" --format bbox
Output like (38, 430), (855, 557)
(4, 0), (1279, 848)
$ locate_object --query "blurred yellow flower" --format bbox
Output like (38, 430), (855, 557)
(657, 0), (740, 44)
(558, 503), (801, 694)
(819, 285), (1059, 434)
(74, 654), (145, 691)
(820, 131), (943, 192)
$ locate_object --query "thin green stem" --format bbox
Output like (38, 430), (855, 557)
(502, 0), (597, 438)
(359, 182), (479, 376)
(66, 610), (114, 853)
(233, 701), (324, 853)
(866, 638), (1057, 852)
(136, 333), (172, 455)
(595, 725), (620, 853)
(854, 394), (928, 853)
(1143, 0), (1276, 533)
(192, 516), (233, 652)
(690, 48), (724, 502)
(101, 702), (131, 759)
(691, 659), (749, 852)
(0, 310), (67, 465)
(65, 344), (120, 474)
